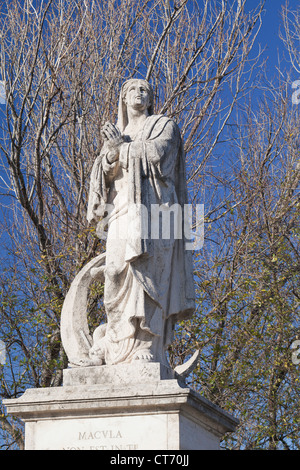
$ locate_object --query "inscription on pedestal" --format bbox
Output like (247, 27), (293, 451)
(63, 429), (138, 450)
(26, 414), (169, 450)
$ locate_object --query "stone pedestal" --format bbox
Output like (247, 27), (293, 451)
(4, 363), (238, 450)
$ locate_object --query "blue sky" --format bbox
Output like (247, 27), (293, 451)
(248, 0), (299, 74)
(0, 1), (298, 109)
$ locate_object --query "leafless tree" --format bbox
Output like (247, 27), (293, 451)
(281, 2), (300, 74)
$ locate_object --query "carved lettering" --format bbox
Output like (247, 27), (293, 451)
(78, 429), (122, 440)
(62, 443), (138, 451)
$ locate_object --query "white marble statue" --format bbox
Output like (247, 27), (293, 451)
(61, 79), (195, 371)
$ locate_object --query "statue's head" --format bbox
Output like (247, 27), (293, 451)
(117, 78), (154, 132)
(121, 79), (154, 113)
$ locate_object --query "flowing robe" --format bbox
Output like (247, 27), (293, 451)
(87, 114), (195, 365)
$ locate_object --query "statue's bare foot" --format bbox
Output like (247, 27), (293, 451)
(132, 349), (153, 362)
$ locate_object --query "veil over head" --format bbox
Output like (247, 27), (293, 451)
(116, 79), (154, 133)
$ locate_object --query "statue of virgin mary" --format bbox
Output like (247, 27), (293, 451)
(64, 79), (195, 368)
